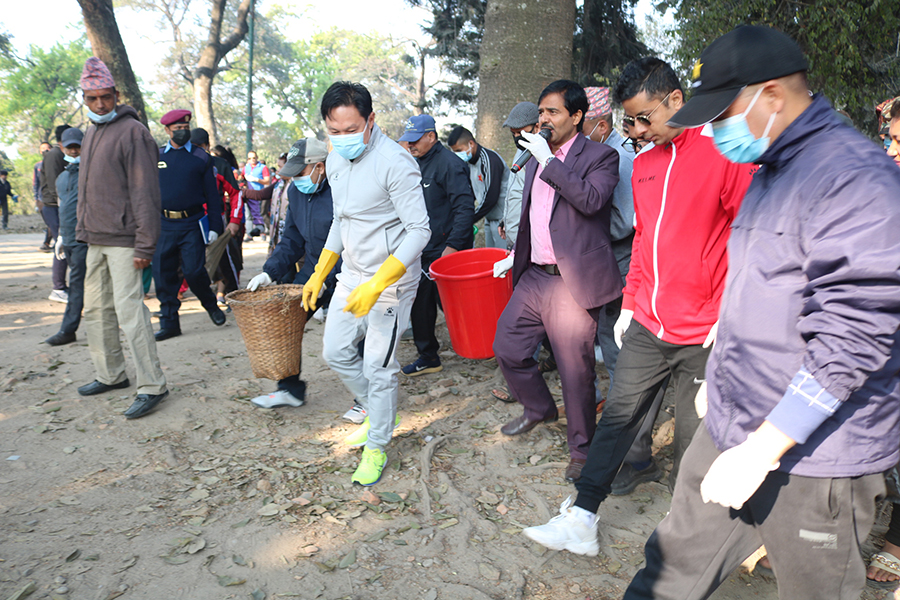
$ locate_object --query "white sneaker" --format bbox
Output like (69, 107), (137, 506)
(522, 496), (600, 556)
(48, 289), (69, 304)
(251, 390), (304, 409)
(342, 402), (367, 424)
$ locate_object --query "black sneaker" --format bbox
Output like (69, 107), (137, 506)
(401, 356), (443, 377)
(610, 460), (663, 496)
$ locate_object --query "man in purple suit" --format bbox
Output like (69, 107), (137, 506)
(493, 79), (621, 482)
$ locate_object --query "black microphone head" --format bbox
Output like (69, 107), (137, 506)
(539, 128), (552, 140)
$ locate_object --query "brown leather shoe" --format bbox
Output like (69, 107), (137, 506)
(500, 412), (558, 436)
(565, 458), (587, 482)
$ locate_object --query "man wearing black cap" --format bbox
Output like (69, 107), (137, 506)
(623, 26), (900, 600)
(245, 138), (339, 409)
(44, 127), (86, 346)
(153, 109), (226, 341)
(398, 114), (475, 377)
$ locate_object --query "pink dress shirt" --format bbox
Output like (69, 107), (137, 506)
(529, 134), (578, 265)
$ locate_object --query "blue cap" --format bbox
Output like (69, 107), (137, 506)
(398, 114), (436, 142)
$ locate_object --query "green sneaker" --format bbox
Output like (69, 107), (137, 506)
(351, 447), (387, 486)
(343, 414), (401, 447)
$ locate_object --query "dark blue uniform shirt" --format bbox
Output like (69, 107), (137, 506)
(158, 141), (223, 233)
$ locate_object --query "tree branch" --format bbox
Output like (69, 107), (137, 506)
(219, 0), (252, 56)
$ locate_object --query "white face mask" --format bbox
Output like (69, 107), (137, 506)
(88, 109), (117, 124)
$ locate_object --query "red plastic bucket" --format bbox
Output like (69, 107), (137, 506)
(429, 247), (513, 359)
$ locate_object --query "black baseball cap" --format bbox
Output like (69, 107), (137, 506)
(190, 128), (210, 147)
(669, 25), (808, 128)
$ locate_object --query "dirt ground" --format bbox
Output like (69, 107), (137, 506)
(0, 215), (896, 600)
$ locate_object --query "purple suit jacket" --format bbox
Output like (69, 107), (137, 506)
(511, 133), (621, 310)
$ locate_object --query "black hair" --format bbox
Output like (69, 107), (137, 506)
(212, 145), (239, 170)
(612, 57), (682, 105)
(447, 126), (474, 147)
(190, 127), (210, 146)
(890, 99), (900, 122)
(320, 81), (373, 121)
(0, 170), (8, 176)
(538, 80), (589, 132)
(55, 124), (72, 143)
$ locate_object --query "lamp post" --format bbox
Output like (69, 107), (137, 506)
(245, 0), (255, 155)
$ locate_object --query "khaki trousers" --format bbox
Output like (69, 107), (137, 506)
(83, 245), (167, 395)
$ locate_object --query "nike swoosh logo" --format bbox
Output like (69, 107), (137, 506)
(423, 183), (431, 187)
(693, 378), (706, 385)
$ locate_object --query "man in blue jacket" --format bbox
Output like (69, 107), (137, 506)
(245, 138), (339, 409)
(624, 26), (900, 600)
(153, 109), (226, 341)
(399, 114), (475, 377)
(44, 127), (85, 346)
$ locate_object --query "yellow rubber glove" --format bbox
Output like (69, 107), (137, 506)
(343, 255), (407, 318)
(301, 249), (339, 311)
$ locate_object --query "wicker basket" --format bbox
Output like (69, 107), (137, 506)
(225, 284), (307, 380)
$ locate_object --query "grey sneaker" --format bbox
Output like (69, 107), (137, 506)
(251, 390), (304, 409)
(342, 402), (367, 424)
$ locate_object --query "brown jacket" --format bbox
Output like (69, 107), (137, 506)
(76, 105), (161, 260)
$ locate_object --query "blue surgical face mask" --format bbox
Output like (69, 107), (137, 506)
(63, 154), (80, 164)
(711, 87), (776, 163)
(88, 109), (117, 124)
(454, 150), (470, 162)
(293, 172), (321, 194)
(329, 125), (369, 161)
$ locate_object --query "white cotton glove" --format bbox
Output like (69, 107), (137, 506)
(520, 131), (554, 166)
(54, 236), (65, 260)
(703, 321), (719, 348)
(207, 230), (218, 244)
(247, 272), (273, 291)
(614, 309), (634, 349)
(694, 380), (708, 419)
(700, 431), (783, 510)
(493, 254), (514, 278)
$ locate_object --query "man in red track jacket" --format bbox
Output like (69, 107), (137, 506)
(523, 57), (754, 557)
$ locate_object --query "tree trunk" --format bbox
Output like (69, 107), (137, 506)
(77, 0), (149, 127)
(193, 0), (252, 147)
(476, 0), (575, 163)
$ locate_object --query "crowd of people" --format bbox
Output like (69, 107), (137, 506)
(14, 23), (900, 599)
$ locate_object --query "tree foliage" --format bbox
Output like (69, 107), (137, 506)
(574, 0), (650, 86)
(0, 39), (91, 146)
(252, 27), (421, 141)
(407, 0), (483, 106)
(406, 0), (650, 110)
(658, 0), (900, 133)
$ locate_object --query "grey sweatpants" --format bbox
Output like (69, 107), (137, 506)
(624, 425), (885, 600)
(322, 279), (416, 450)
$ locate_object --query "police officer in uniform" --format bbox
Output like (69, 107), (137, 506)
(153, 109), (226, 340)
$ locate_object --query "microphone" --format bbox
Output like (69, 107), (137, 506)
(510, 128), (552, 173)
